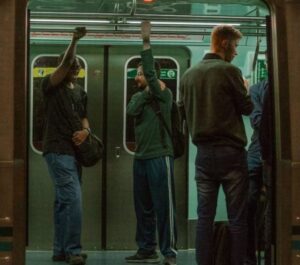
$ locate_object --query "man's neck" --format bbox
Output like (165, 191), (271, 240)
(210, 49), (225, 60)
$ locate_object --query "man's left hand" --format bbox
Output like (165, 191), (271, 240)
(72, 129), (89, 146)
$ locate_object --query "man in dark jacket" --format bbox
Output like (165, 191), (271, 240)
(245, 78), (268, 265)
(179, 25), (253, 265)
(126, 21), (177, 265)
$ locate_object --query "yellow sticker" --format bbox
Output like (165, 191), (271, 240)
(33, 67), (86, 78)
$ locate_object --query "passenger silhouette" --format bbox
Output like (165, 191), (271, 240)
(179, 25), (253, 265)
(41, 27), (89, 265)
(126, 21), (178, 265)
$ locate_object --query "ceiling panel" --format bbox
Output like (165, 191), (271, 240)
(28, 0), (269, 16)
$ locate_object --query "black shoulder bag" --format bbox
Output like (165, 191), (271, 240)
(58, 88), (104, 167)
(75, 131), (104, 167)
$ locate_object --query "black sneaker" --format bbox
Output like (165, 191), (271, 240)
(52, 253), (87, 263)
(52, 254), (66, 262)
(66, 254), (88, 265)
(163, 256), (177, 265)
(125, 252), (160, 263)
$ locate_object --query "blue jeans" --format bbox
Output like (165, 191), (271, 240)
(195, 145), (248, 265)
(44, 153), (82, 256)
(133, 156), (177, 258)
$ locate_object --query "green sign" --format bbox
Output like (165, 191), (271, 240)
(127, 68), (177, 80)
(256, 59), (268, 82)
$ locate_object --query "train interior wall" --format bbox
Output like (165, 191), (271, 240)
(28, 38), (267, 251)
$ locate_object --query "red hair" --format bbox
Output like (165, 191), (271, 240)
(211, 25), (242, 51)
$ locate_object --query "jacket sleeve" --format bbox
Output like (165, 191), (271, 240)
(249, 84), (262, 130)
(140, 49), (164, 100)
(127, 91), (151, 117)
(226, 66), (253, 115)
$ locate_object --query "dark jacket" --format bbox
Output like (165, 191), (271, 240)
(248, 79), (268, 157)
(179, 53), (253, 148)
(127, 49), (173, 159)
(259, 84), (273, 164)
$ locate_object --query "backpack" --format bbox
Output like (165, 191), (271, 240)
(150, 100), (185, 159)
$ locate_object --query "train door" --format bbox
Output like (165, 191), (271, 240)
(28, 45), (105, 250)
(106, 46), (189, 249)
(28, 44), (189, 250)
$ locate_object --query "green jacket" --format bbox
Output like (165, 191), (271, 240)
(127, 49), (173, 159)
(179, 53), (253, 148)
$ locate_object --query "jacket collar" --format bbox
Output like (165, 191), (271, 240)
(203, 53), (223, 60)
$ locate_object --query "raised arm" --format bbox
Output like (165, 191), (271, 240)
(141, 20), (151, 51)
(140, 21), (166, 98)
(49, 27), (86, 87)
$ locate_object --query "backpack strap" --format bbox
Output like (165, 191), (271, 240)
(149, 98), (172, 149)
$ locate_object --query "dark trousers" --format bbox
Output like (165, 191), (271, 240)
(263, 163), (273, 265)
(246, 153), (263, 265)
(195, 145), (248, 265)
(133, 156), (177, 258)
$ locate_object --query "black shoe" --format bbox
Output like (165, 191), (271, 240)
(125, 252), (160, 263)
(163, 256), (177, 265)
(66, 254), (88, 265)
(52, 253), (87, 263)
(52, 254), (66, 262)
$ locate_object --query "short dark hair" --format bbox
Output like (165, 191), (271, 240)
(137, 60), (161, 78)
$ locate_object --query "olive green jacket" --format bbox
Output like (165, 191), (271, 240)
(127, 49), (173, 159)
(179, 53), (253, 148)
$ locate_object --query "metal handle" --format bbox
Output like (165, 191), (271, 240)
(115, 146), (120, 158)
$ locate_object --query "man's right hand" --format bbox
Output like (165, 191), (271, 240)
(141, 21), (151, 43)
(73, 27), (87, 41)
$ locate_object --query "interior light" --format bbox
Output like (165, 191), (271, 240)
(30, 18), (110, 24)
(144, 0), (155, 3)
(127, 20), (240, 26)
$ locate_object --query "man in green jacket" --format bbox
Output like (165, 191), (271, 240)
(179, 25), (253, 265)
(126, 21), (177, 265)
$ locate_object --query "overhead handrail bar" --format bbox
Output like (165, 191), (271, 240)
(30, 11), (266, 23)
(30, 20), (266, 30)
(30, 24), (266, 36)
(30, 29), (267, 37)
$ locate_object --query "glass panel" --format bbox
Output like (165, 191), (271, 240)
(124, 56), (179, 153)
(256, 58), (267, 82)
(30, 55), (86, 153)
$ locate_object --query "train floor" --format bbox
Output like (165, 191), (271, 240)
(26, 250), (265, 265)
(26, 250), (198, 265)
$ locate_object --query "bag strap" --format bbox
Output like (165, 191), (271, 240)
(149, 99), (172, 148)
